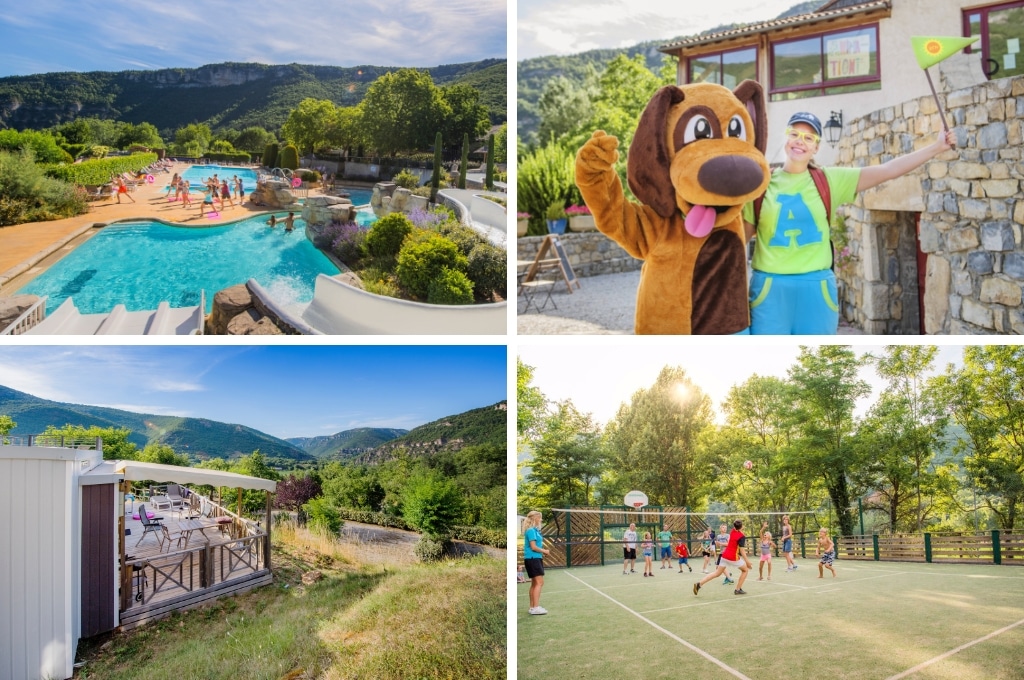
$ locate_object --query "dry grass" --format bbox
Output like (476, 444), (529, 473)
(74, 521), (504, 680)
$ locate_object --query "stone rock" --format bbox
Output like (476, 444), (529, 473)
(981, 179), (1020, 198)
(863, 283), (890, 320)
(207, 284), (252, 335)
(967, 251), (994, 274)
(0, 294), (41, 331)
(958, 198), (989, 220)
(978, 122), (1008, 149)
(390, 188), (412, 212)
(1015, 200), (1024, 226)
(334, 272), (364, 290)
(980, 277), (1022, 307)
(924, 257), (951, 334)
(226, 309), (263, 334)
(1004, 253), (1024, 280)
(950, 162), (991, 180)
(947, 228), (980, 252)
(301, 570), (323, 585)
(918, 220), (941, 253)
(981, 221), (1015, 251)
(961, 298), (994, 329)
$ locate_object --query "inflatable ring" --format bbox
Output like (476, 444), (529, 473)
(291, 176), (302, 188)
(146, 174), (155, 183)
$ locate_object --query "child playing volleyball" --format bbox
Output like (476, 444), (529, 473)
(675, 539), (692, 573)
(700, 528), (714, 573)
(758, 531), (776, 581)
(816, 528), (837, 578)
(523, 511), (551, 615)
(641, 532), (654, 577)
(694, 519), (752, 596)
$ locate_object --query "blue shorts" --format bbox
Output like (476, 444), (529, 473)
(783, 538), (793, 553)
(749, 269), (839, 335)
(661, 547), (672, 559)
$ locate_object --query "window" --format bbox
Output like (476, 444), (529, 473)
(770, 24), (880, 101)
(964, 2), (1024, 80)
(688, 47), (757, 89)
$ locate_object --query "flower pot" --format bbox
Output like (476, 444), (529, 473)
(569, 214), (596, 232)
(517, 218), (529, 237)
(546, 218), (567, 234)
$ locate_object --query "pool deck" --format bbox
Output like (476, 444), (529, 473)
(0, 162), (275, 290)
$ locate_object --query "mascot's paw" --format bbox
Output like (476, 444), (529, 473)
(576, 131), (620, 182)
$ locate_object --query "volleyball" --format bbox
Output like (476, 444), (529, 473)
(744, 460), (753, 470)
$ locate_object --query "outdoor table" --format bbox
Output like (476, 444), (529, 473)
(171, 518), (223, 548)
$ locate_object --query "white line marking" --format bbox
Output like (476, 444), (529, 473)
(816, 589), (841, 594)
(564, 570), (753, 680)
(885, 616), (1024, 680)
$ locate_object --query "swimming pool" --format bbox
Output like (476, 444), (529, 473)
(17, 214), (340, 315)
(179, 165), (258, 194)
(338, 186), (373, 205)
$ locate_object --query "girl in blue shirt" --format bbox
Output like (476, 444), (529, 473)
(523, 511), (550, 615)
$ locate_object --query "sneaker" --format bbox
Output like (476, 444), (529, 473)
(623, 571), (628, 575)
(630, 569), (636, 573)
(734, 589), (747, 595)
(688, 567), (693, 572)
(757, 577), (764, 581)
(723, 578), (734, 585)
(793, 565), (798, 570)
(693, 583), (701, 596)
(785, 567), (793, 572)
(660, 566), (665, 569)
(643, 573), (647, 577)
(529, 606), (548, 615)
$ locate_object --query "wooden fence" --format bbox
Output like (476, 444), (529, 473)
(836, 531), (1024, 566)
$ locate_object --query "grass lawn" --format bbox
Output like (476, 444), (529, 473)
(517, 559), (1024, 680)
(75, 524), (505, 680)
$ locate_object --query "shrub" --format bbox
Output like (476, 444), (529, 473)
(392, 169), (420, 189)
(329, 221), (366, 264)
(0, 129), (71, 164)
(437, 221), (485, 256)
(407, 206), (449, 230)
(46, 152), (158, 186)
(297, 169), (320, 182)
(467, 243), (507, 299)
(363, 212), (414, 261)
(279, 144), (299, 170)
(517, 140), (581, 233)
(335, 507), (413, 530)
(395, 232), (467, 299)
(449, 525), (507, 549)
(414, 536), (446, 562)
(263, 142), (279, 168)
(401, 472), (465, 538)
(361, 271), (402, 299)
(427, 267), (474, 305)
(302, 497), (342, 535)
(0, 150), (88, 226)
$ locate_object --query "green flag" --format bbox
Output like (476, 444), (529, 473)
(911, 36), (980, 69)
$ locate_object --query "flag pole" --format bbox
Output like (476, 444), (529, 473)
(923, 66), (950, 134)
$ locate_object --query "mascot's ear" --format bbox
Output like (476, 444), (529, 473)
(733, 80), (767, 155)
(627, 86), (684, 218)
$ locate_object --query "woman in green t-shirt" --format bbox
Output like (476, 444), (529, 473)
(744, 111), (955, 334)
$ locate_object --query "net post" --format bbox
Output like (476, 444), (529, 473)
(992, 529), (1001, 565)
(599, 507), (605, 567)
(872, 534), (879, 561)
(924, 533), (932, 563)
(565, 507), (572, 569)
(832, 534), (838, 561)
(685, 507), (691, 549)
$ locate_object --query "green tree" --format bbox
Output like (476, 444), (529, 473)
(431, 131), (443, 202)
(485, 133), (495, 189)
(522, 400), (604, 508)
(321, 461), (385, 510)
(116, 122), (163, 149)
(263, 142), (279, 168)
(227, 451), (281, 515)
(537, 75), (593, 143)
(174, 123), (212, 156)
(137, 442), (190, 467)
(303, 496), (342, 535)
(402, 471), (465, 538)
(326, 106), (364, 156)
(788, 346), (870, 536)
(357, 69), (451, 156)
(41, 424), (138, 461)
(935, 346), (1024, 531)
(0, 129), (71, 164)
(517, 358), (546, 439)
(605, 366), (714, 506)
(458, 132), (469, 189)
(282, 98), (339, 155)
(278, 143), (299, 170)
(0, 415), (15, 441)
(54, 119), (93, 145)
(439, 83), (490, 151)
(233, 126), (277, 154)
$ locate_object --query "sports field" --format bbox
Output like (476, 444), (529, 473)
(517, 559), (1024, 679)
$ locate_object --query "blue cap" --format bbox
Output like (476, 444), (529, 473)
(787, 112), (822, 137)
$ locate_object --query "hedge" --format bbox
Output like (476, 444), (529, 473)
(46, 153), (158, 186)
(204, 151), (253, 163)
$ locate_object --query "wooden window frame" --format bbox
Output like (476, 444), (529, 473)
(769, 22), (881, 98)
(963, 0), (1024, 79)
(686, 45), (759, 88)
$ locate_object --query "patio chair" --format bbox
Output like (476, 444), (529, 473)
(182, 493), (202, 520)
(166, 484), (187, 510)
(134, 504), (165, 548)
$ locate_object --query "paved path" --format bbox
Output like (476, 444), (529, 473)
(517, 269), (865, 335)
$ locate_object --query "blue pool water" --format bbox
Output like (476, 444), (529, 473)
(338, 187), (372, 205)
(17, 214), (340, 314)
(179, 165), (258, 194)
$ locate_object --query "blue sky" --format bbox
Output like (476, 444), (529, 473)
(0, 0), (507, 77)
(0, 346), (507, 439)
(518, 0), (806, 61)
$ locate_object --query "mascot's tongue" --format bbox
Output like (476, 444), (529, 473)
(685, 204), (716, 238)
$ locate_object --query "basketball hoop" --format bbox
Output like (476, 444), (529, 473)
(624, 490), (649, 509)
(632, 502), (644, 509)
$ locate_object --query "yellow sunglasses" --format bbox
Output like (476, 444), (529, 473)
(785, 127), (820, 145)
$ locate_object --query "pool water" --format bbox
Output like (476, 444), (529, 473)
(17, 214), (340, 314)
(179, 165), (258, 194)
(337, 187), (373, 205)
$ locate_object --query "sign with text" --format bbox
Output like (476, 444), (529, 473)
(827, 34), (871, 79)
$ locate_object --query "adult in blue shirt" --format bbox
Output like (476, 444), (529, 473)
(523, 510), (551, 615)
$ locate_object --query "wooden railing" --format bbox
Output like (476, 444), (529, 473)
(837, 531), (1024, 565)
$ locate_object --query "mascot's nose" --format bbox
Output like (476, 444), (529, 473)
(697, 156), (765, 198)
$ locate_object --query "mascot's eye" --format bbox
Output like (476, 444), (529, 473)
(682, 115), (714, 144)
(727, 115), (746, 140)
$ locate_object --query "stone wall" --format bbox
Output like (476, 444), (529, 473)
(517, 232), (641, 277)
(836, 74), (1024, 334)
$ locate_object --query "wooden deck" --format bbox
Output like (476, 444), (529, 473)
(120, 498), (270, 628)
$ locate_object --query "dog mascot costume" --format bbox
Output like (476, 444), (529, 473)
(575, 80), (770, 334)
